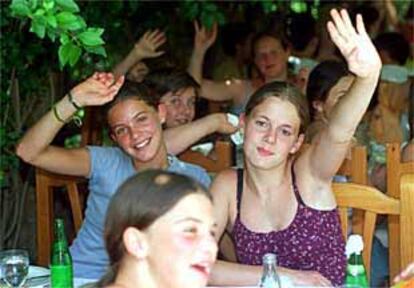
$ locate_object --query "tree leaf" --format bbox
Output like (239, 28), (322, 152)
(42, 0), (54, 11)
(30, 18), (46, 38)
(56, 11), (83, 31)
(68, 44), (81, 66)
(45, 14), (57, 28)
(84, 45), (107, 57)
(10, 0), (31, 17)
(59, 33), (69, 44)
(58, 42), (73, 67)
(47, 29), (57, 41)
(77, 29), (105, 46)
(56, 0), (79, 13)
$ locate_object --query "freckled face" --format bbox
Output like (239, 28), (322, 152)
(243, 97), (302, 169)
(108, 99), (165, 164)
(254, 36), (290, 81)
(161, 87), (196, 128)
(145, 193), (218, 288)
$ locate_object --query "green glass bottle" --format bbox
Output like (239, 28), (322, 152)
(51, 218), (73, 288)
(345, 234), (368, 288)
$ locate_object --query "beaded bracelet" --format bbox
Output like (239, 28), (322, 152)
(68, 90), (82, 110)
(53, 104), (66, 124)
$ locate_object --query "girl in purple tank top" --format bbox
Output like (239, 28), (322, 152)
(208, 9), (382, 287)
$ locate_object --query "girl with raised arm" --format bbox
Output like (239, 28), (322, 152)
(208, 9), (382, 287)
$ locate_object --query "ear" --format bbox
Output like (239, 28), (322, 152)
(123, 227), (149, 260)
(157, 103), (167, 124)
(109, 131), (117, 143)
(290, 133), (305, 154)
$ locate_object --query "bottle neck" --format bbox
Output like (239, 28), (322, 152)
(348, 252), (364, 265)
(263, 262), (278, 274)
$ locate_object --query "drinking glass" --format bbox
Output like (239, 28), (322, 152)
(0, 249), (29, 288)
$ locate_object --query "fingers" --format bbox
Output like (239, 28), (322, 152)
(340, 9), (357, 38)
(194, 20), (200, 33)
(356, 14), (367, 36)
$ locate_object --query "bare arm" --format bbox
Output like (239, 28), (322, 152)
(113, 29), (165, 79)
(208, 171), (332, 286)
(16, 73), (124, 177)
(308, 9), (382, 181)
(164, 113), (237, 155)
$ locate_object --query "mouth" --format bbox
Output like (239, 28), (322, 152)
(257, 147), (274, 156)
(190, 263), (211, 279)
(133, 138), (151, 150)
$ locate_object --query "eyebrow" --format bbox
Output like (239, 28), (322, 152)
(111, 111), (147, 129)
(174, 217), (218, 228)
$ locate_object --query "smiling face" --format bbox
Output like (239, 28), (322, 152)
(108, 98), (166, 166)
(254, 36), (290, 81)
(160, 87), (196, 128)
(242, 97), (303, 169)
(145, 193), (218, 288)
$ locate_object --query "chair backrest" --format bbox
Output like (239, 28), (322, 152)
(333, 179), (414, 284)
(35, 107), (103, 266)
(337, 145), (368, 185)
(179, 140), (233, 173)
(386, 142), (414, 279)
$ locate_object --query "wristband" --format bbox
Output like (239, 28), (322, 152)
(53, 105), (66, 124)
(68, 90), (82, 110)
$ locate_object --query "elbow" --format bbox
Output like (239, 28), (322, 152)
(15, 141), (37, 164)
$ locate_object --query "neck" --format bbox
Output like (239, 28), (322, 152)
(114, 261), (159, 288)
(132, 143), (169, 171)
(244, 159), (291, 198)
(265, 70), (287, 83)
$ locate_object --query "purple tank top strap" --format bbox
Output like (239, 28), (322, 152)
(236, 168), (243, 215)
(291, 163), (305, 205)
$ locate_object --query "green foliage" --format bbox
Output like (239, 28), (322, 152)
(9, 0), (107, 69)
(181, 1), (226, 29)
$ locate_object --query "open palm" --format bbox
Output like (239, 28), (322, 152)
(327, 9), (382, 78)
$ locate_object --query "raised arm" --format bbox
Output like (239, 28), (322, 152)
(187, 21), (244, 102)
(113, 29), (165, 79)
(308, 9), (382, 180)
(16, 73), (124, 177)
(163, 113), (237, 155)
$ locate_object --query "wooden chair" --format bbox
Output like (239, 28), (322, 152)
(333, 178), (414, 284)
(386, 143), (414, 279)
(179, 140), (233, 173)
(35, 107), (102, 266)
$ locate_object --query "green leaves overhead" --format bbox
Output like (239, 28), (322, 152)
(181, 1), (226, 29)
(9, 0), (106, 69)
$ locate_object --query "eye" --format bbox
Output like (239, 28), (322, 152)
(135, 115), (149, 123)
(114, 127), (128, 136)
(188, 98), (196, 107)
(183, 225), (198, 235)
(281, 128), (292, 136)
(170, 97), (181, 106)
(255, 119), (269, 129)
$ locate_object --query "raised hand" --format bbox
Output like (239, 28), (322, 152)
(71, 72), (124, 107)
(134, 29), (166, 60)
(193, 20), (217, 54)
(327, 9), (381, 78)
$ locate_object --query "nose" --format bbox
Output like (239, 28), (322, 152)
(264, 128), (277, 144)
(199, 234), (218, 260)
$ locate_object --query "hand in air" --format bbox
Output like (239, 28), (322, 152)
(193, 20), (217, 54)
(327, 9), (382, 78)
(70, 72), (124, 107)
(134, 29), (166, 60)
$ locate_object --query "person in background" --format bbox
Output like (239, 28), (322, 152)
(97, 170), (217, 288)
(15, 73), (211, 279)
(207, 9), (382, 287)
(188, 20), (291, 115)
(305, 60), (353, 143)
(144, 68), (237, 155)
(113, 29), (166, 82)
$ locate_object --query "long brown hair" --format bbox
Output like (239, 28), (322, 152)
(97, 169), (211, 287)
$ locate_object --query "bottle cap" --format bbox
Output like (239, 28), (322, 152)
(345, 234), (364, 258)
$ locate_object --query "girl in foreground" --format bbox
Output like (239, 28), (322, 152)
(209, 9), (382, 287)
(98, 170), (218, 288)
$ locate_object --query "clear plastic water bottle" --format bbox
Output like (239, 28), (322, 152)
(345, 234), (368, 288)
(258, 253), (282, 288)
